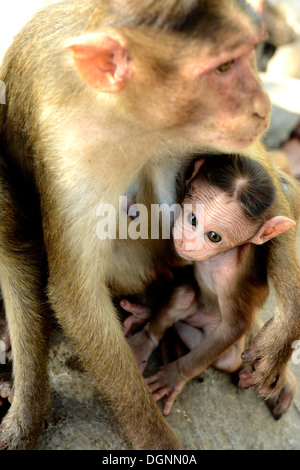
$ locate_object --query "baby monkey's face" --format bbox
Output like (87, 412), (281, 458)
(172, 180), (259, 262)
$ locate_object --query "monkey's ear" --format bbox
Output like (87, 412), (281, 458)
(66, 34), (132, 93)
(186, 158), (206, 186)
(250, 216), (296, 245)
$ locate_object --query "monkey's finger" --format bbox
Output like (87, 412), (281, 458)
(238, 361), (254, 387)
(257, 374), (279, 396)
(267, 371), (297, 419)
(238, 365), (255, 389)
(258, 370), (286, 399)
(147, 379), (164, 394)
(163, 391), (178, 416)
(146, 374), (170, 396)
(145, 374), (159, 386)
(152, 387), (171, 402)
(120, 300), (151, 318)
(242, 320), (273, 362)
(241, 347), (259, 362)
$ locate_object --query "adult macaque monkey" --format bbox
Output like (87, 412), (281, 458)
(122, 155), (299, 417)
(0, 0), (297, 450)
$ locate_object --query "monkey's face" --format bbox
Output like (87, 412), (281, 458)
(128, 41), (271, 152)
(172, 182), (259, 262)
(179, 46), (271, 149)
(70, 5), (271, 152)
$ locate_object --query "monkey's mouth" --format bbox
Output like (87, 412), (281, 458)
(174, 248), (198, 261)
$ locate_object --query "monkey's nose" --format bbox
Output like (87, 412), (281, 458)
(253, 91), (271, 121)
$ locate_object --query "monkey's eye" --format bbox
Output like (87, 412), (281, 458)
(216, 59), (235, 74)
(187, 213), (197, 227)
(207, 231), (222, 243)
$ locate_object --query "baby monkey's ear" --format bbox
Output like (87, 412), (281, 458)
(250, 216), (296, 245)
(186, 158), (206, 186)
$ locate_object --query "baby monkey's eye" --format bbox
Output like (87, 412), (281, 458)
(216, 59), (235, 74)
(207, 231), (222, 243)
(187, 213), (197, 227)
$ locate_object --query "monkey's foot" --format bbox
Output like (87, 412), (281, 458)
(146, 362), (186, 417)
(0, 409), (36, 450)
(0, 392), (50, 450)
(127, 328), (158, 373)
(121, 300), (152, 337)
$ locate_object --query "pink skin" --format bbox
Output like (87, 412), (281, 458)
(122, 169), (294, 415)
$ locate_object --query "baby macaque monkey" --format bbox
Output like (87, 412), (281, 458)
(122, 154), (298, 417)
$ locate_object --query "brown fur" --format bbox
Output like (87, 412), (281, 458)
(0, 0), (298, 450)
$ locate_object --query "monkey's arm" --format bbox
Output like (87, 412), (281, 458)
(146, 297), (251, 416)
(240, 143), (300, 398)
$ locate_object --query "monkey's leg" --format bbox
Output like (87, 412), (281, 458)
(48, 271), (180, 450)
(122, 285), (197, 374)
(121, 300), (152, 337)
(0, 164), (50, 449)
(0, 253), (50, 450)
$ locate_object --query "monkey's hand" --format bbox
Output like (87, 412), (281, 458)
(145, 362), (186, 416)
(121, 300), (152, 337)
(127, 328), (159, 374)
(238, 318), (295, 402)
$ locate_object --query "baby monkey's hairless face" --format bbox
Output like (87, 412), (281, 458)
(173, 155), (295, 262)
(173, 178), (262, 262)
